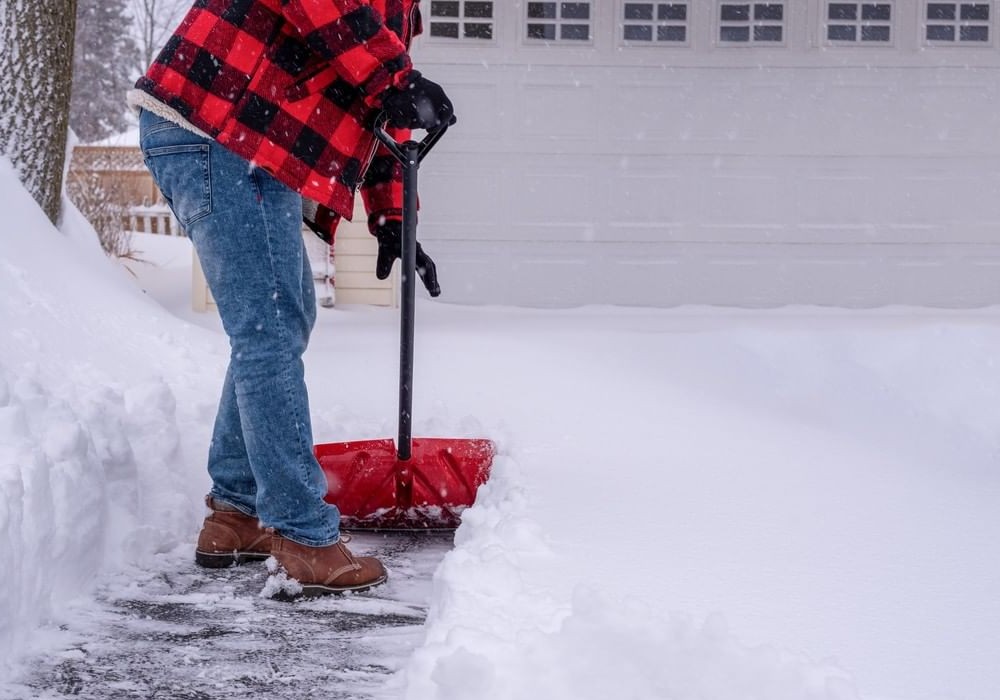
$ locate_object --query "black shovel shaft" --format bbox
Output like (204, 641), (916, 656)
(373, 120), (450, 462)
(397, 141), (419, 460)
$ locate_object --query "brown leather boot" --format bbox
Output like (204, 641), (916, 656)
(195, 496), (271, 568)
(270, 532), (387, 597)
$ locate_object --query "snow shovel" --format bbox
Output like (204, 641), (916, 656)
(314, 120), (495, 530)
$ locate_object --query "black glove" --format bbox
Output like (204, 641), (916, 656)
(382, 70), (455, 130)
(373, 220), (441, 297)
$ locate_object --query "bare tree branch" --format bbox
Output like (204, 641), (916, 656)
(131, 0), (188, 74)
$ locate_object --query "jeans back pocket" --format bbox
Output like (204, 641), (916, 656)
(142, 143), (213, 228)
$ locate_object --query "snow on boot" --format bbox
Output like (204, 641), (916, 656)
(267, 532), (387, 598)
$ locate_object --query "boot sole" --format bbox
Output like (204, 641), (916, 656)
(195, 550), (271, 568)
(270, 574), (389, 601)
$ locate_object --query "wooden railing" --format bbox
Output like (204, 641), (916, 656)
(127, 204), (181, 236)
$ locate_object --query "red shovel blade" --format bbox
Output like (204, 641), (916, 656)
(315, 437), (495, 530)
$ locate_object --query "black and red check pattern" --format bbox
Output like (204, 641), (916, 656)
(136, 0), (420, 239)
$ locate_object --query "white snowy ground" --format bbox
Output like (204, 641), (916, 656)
(1, 159), (998, 700)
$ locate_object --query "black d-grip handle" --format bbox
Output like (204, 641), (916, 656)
(374, 115), (451, 166)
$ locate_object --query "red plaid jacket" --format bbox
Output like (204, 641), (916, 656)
(134, 0), (420, 240)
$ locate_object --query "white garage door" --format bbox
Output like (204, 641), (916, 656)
(409, 1), (1000, 307)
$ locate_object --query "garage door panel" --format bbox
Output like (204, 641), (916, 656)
(920, 174), (1000, 233)
(908, 82), (1000, 150)
(419, 166), (598, 243)
(418, 169), (502, 228)
(672, 83), (760, 144)
(605, 84), (694, 142)
(723, 84), (795, 144)
(515, 171), (595, 227)
(793, 174), (876, 229)
(447, 83), (502, 138)
(610, 174), (685, 225)
(700, 173), (786, 227)
(518, 82), (598, 141)
(887, 173), (992, 227)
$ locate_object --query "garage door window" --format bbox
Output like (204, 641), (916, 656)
(526, 2), (593, 41)
(621, 2), (690, 44)
(428, 1), (495, 41)
(825, 2), (893, 43)
(718, 2), (786, 44)
(924, 2), (991, 43)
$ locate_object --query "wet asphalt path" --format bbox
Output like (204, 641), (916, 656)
(2, 533), (452, 700)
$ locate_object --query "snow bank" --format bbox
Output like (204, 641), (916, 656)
(396, 306), (1000, 700)
(404, 454), (859, 700)
(0, 159), (216, 680)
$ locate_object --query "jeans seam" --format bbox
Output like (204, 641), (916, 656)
(144, 122), (178, 136)
(251, 168), (329, 537)
(139, 120), (183, 146)
(187, 145), (213, 226)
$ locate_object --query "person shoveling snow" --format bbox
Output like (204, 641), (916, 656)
(127, 0), (453, 598)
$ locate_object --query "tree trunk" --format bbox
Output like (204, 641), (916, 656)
(0, 1), (79, 225)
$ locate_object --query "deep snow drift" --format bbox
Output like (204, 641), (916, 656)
(2, 160), (998, 700)
(0, 159), (218, 679)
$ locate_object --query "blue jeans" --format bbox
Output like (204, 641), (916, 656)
(139, 109), (340, 547)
